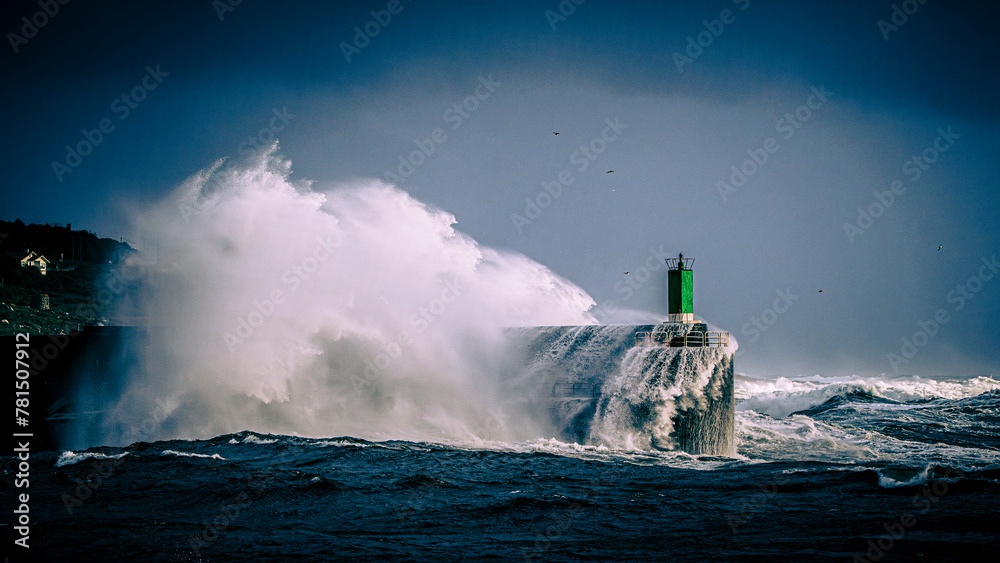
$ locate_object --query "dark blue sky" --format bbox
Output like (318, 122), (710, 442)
(2, 0), (998, 377)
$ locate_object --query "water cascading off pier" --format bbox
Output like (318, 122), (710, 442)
(506, 254), (736, 455)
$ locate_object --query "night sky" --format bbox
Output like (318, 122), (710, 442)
(2, 0), (998, 377)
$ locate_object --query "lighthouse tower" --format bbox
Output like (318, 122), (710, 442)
(666, 253), (695, 323)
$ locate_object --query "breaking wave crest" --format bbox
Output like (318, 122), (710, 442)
(102, 144), (600, 446)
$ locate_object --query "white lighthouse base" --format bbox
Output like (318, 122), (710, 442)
(668, 313), (695, 323)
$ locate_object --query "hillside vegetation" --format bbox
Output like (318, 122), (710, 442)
(0, 219), (135, 334)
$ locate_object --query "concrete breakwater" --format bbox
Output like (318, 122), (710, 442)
(15, 321), (734, 456)
(504, 322), (735, 455)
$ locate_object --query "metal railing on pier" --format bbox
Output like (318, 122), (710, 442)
(551, 382), (601, 398)
(634, 330), (729, 348)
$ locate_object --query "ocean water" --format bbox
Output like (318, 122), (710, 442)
(9, 373), (1000, 562)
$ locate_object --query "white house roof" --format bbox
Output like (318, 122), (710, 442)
(20, 251), (52, 265)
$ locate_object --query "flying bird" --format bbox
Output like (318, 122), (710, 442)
(607, 170), (614, 173)
(818, 290), (823, 293)
(624, 272), (629, 275)
(553, 132), (559, 135)
(938, 245), (943, 251)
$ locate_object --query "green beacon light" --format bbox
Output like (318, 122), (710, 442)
(666, 253), (695, 323)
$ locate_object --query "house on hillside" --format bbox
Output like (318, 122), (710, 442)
(20, 251), (52, 275)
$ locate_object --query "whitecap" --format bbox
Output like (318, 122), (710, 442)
(55, 451), (129, 467)
(161, 450), (226, 460)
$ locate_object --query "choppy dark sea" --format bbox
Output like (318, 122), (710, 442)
(5, 374), (1000, 562)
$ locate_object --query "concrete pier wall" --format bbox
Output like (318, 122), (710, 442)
(15, 322), (734, 455)
(505, 322), (735, 455)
